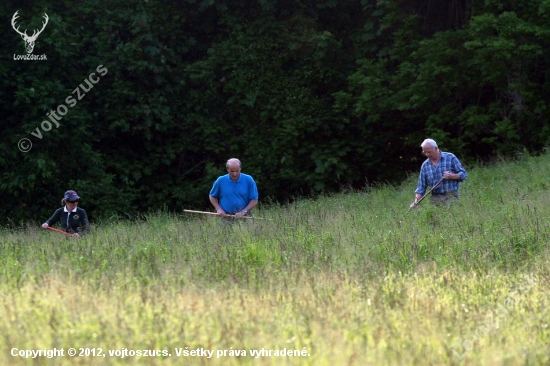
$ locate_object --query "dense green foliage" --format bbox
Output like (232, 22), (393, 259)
(1, 0), (550, 224)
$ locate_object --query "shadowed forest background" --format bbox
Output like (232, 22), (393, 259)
(1, 0), (550, 225)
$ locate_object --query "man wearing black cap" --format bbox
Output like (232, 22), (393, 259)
(42, 190), (89, 237)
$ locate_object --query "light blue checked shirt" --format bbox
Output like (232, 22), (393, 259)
(415, 152), (467, 195)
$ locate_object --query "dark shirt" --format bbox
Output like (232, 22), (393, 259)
(46, 207), (89, 234)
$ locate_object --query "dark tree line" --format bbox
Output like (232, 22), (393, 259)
(1, 0), (549, 225)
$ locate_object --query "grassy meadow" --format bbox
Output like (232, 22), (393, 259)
(1, 154), (549, 365)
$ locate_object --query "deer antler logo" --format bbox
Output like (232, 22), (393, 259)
(11, 11), (49, 54)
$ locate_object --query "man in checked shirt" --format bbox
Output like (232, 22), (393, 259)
(412, 139), (468, 206)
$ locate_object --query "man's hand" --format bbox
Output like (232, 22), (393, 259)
(216, 208), (227, 217)
(409, 195), (421, 210)
(41, 223), (49, 229)
(235, 210), (245, 218)
(443, 171), (455, 180)
(72, 233), (80, 238)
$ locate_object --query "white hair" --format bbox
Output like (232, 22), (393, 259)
(421, 139), (438, 148)
(226, 158), (241, 168)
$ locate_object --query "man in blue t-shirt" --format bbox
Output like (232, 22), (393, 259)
(209, 158), (259, 219)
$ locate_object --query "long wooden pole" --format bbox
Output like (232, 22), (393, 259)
(184, 209), (268, 220)
(408, 177), (445, 212)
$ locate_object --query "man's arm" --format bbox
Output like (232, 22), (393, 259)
(209, 178), (227, 216)
(234, 199), (258, 217)
(235, 177), (259, 217)
(443, 155), (467, 181)
(209, 196), (227, 216)
(412, 163), (430, 206)
(243, 199), (258, 212)
(414, 166), (428, 197)
(451, 155), (468, 181)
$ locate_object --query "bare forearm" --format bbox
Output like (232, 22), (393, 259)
(243, 199), (258, 211)
(209, 196), (221, 210)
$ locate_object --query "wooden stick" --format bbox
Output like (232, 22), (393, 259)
(184, 209), (268, 220)
(47, 226), (74, 237)
(408, 177), (445, 212)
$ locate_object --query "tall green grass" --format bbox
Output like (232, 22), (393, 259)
(0, 154), (549, 365)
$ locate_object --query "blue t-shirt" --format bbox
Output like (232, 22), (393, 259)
(209, 173), (259, 213)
